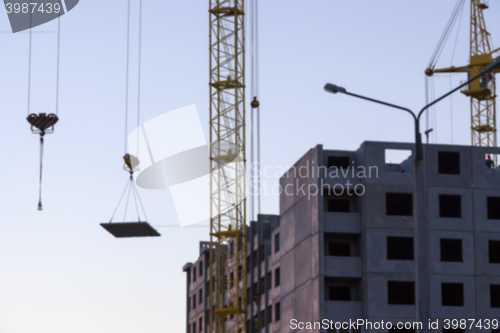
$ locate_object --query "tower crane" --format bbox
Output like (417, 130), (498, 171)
(208, 1), (247, 333)
(426, 0), (500, 147)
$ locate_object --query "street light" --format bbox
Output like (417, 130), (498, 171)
(324, 56), (500, 333)
(324, 56), (500, 159)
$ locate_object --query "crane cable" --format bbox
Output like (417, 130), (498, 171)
(249, 2), (262, 330)
(122, 0), (143, 157)
(250, 0), (260, 221)
(109, 0), (146, 223)
(27, 14), (62, 211)
(137, 0), (143, 158)
(427, 0), (466, 71)
(425, 75), (438, 143)
(250, 0), (254, 220)
(124, 0), (131, 154)
(449, 4), (465, 145)
(425, 0), (465, 144)
(256, 0), (261, 217)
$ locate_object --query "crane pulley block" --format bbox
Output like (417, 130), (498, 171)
(123, 153), (140, 174)
(250, 96), (260, 109)
(27, 113), (59, 136)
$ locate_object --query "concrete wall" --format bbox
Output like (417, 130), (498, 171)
(278, 145), (322, 333)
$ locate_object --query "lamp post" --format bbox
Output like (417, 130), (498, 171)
(323, 56), (500, 333)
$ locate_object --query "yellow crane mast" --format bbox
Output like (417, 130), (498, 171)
(426, 0), (500, 147)
(208, 1), (247, 333)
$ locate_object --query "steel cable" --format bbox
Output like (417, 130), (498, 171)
(109, 178), (131, 222)
(124, 0), (131, 153)
(38, 136), (44, 210)
(55, 17), (61, 115)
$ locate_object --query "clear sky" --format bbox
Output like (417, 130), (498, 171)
(0, 1), (499, 332)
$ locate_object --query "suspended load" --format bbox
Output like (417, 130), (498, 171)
(100, 0), (159, 238)
(101, 222), (160, 238)
(100, 154), (160, 238)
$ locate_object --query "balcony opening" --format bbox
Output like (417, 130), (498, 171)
(438, 151), (460, 175)
(274, 233), (280, 253)
(266, 305), (272, 326)
(489, 240), (500, 263)
(259, 277), (265, 294)
(386, 193), (413, 216)
(325, 277), (361, 301)
(266, 272), (272, 291)
(329, 241), (350, 256)
(327, 197), (350, 212)
(259, 310), (265, 329)
(439, 195), (462, 218)
(387, 236), (414, 260)
(324, 191), (360, 213)
(491, 284), (500, 308)
(440, 238), (463, 262)
(441, 282), (464, 306)
(487, 197), (500, 220)
(328, 156), (350, 169)
(385, 149), (412, 173)
(274, 302), (280, 321)
(330, 286), (351, 301)
(388, 281), (415, 305)
(325, 233), (360, 257)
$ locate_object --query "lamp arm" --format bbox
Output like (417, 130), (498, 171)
(342, 91), (417, 121)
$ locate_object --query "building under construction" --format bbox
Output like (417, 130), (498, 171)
(190, 1), (500, 332)
(184, 141), (500, 333)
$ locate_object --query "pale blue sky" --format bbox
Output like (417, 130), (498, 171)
(0, 1), (499, 332)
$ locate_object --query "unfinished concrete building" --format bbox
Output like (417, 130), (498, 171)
(184, 141), (500, 333)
